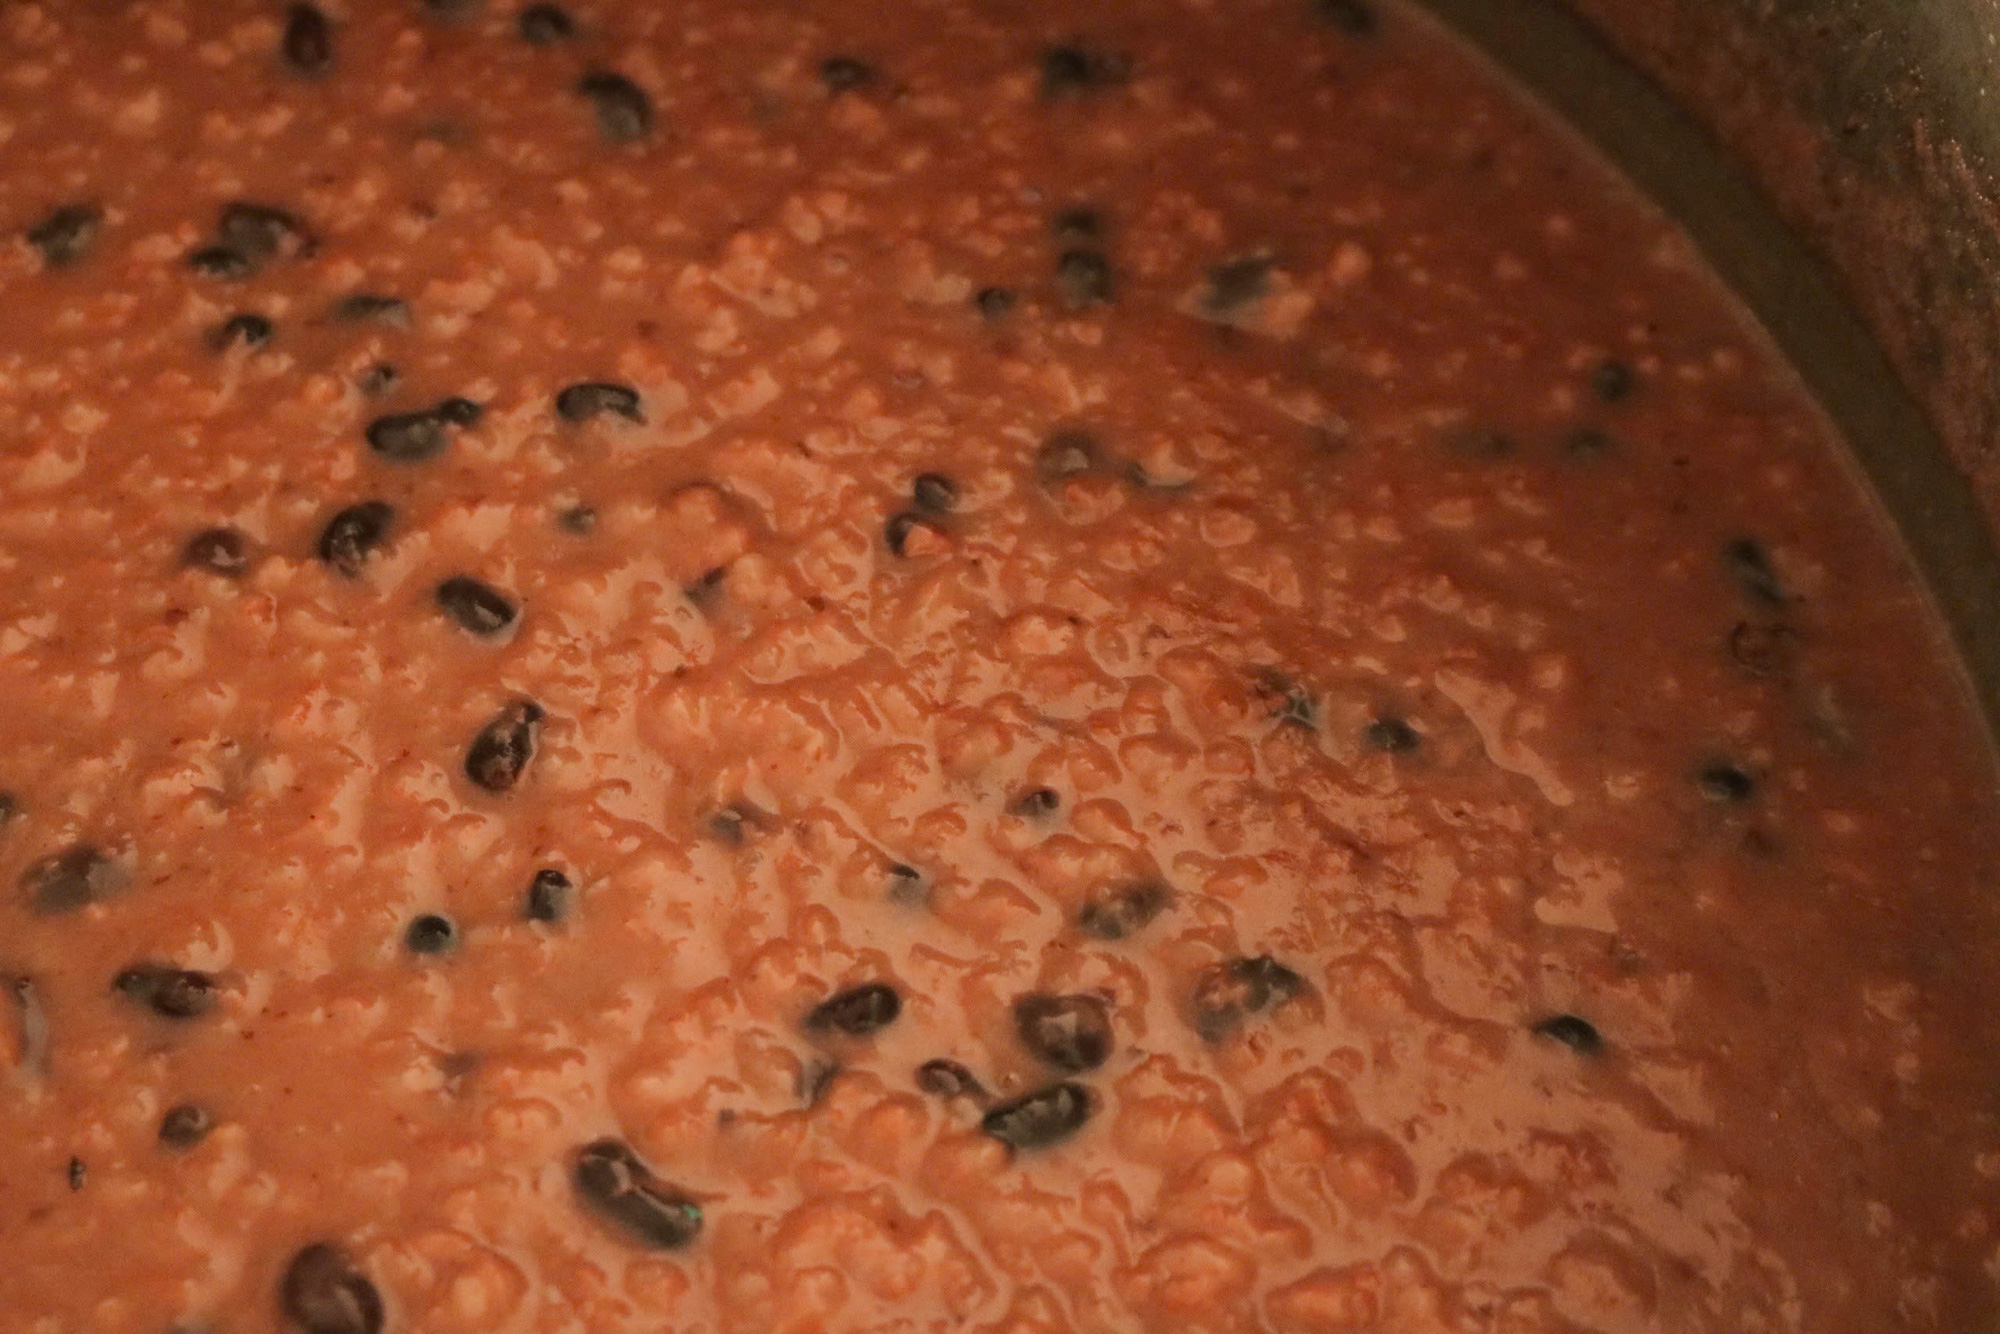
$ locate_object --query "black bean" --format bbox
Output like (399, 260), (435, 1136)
(210, 313), (274, 350)
(916, 1058), (986, 1101)
(27, 204), (102, 268)
(798, 1058), (840, 1106)
(218, 202), (312, 261)
(555, 380), (645, 423)
(1013, 992), (1113, 1072)
(1721, 538), (1787, 607)
(1696, 761), (1757, 804)
(280, 1244), (383, 1334)
(357, 362), (399, 396)
(405, 914), (456, 955)
(572, 1138), (703, 1249)
(1363, 715), (1419, 753)
(906, 472), (958, 515)
(981, 1082), (1091, 1150)
(187, 245), (252, 279)
(1727, 620), (1797, 680)
(7, 975), (49, 1078)
(159, 1103), (214, 1149)
(807, 982), (901, 1037)
(184, 527), (249, 576)
(1036, 429), (1103, 482)
(1055, 249), (1113, 308)
(974, 286), (1017, 319)
(1203, 255), (1271, 315)
(281, 3), (334, 76)
(365, 410), (447, 463)
(435, 577), (517, 637)
(685, 565), (726, 606)
(1191, 955), (1305, 1042)
(22, 844), (127, 916)
(1315, 0), (1378, 35)
(884, 511), (942, 557)
(1077, 881), (1169, 940)
(436, 396), (482, 426)
(1531, 1013), (1604, 1057)
(333, 293), (410, 326)
(465, 700), (544, 792)
(559, 505), (598, 536)
(1591, 359), (1636, 403)
(819, 56), (876, 93)
(1051, 207), (1102, 243)
(114, 964), (218, 1020)
(67, 1156), (85, 1190)
(0, 790), (17, 829)
(707, 804), (758, 846)
(317, 501), (396, 577)
(887, 862), (926, 907)
(525, 868), (572, 922)
(1009, 786), (1059, 818)
(1039, 45), (1127, 101)
(577, 71), (653, 143)
(518, 3), (574, 44)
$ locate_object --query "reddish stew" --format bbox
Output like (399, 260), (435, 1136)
(2, 0), (1998, 1331)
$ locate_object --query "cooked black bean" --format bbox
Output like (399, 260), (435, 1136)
(280, 1243), (383, 1334)
(0, 791), (16, 829)
(27, 204), (102, 267)
(333, 293), (410, 326)
(210, 313), (274, 351)
(1055, 249), (1113, 308)
(555, 380), (645, 423)
(974, 286), (1017, 319)
(708, 804), (760, 846)
(465, 700), (544, 792)
(365, 410), (447, 463)
(572, 1138), (703, 1249)
(518, 3), (574, 43)
(819, 55), (876, 93)
(525, 868), (572, 922)
(1363, 714), (1420, 753)
(405, 914), (456, 955)
(219, 202), (311, 261)
(1009, 786), (1060, 818)
(1077, 881), (1169, 940)
(7, 975), (49, 1078)
(981, 1082), (1091, 1150)
(807, 982), (901, 1036)
(23, 844), (126, 915)
(1315, 0), (1379, 35)
(1036, 429), (1102, 482)
(1728, 620), (1797, 679)
(436, 396), (483, 426)
(66, 1156), (84, 1190)
(1531, 1013), (1604, 1057)
(159, 1103), (213, 1149)
(1722, 537), (1787, 606)
(798, 1058), (840, 1106)
(887, 862), (926, 906)
(114, 965), (218, 1020)
(187, 246), (252, 280)
(281, 3), (334, 75)
(435, 577), (517, 637)
(559, 505), (599, 536)
(1040, 45), (1126, 100)
(685, 565), (725, 605)
(1013, 993), (1113, 1072)
(1191, 956), (1305, 1042)
(906, 473), (959, 516)
(1592, 359), (1636, 402)
(577, 72), (653, 143)
(916, 1058), (986, 1101)
(183, 527), (249, 576)
(356, 362), (399, 396)
(884, 510), (943, 557)
(1051, 207), (1102, 242)
(1203, 255), (1272, 315)
(1696, 761), (1757, 804)
(316, 501), (396, 577)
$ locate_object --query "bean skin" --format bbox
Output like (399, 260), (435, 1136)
(518, 3), (575, 44)
(210, 313), (274, 350)
(1013, 993), (1113, 1072)
(113, 965), (218, 1020)
(356, 362), (399, 396)
(572, 1138), (703, 1249)
(186, 245), (252, 279)
(912, 472), (959, 514)
(1040, 46), (1128, 100)
(554, 381), (645, 423)
(1077, 881), (1169, 940)
(27, 204), (102, 268)
(1531, 1013), (1604, 1056)
(1009, 786), (1060, 818)
(884, 511), (942, 557)
(280, 1244), (382, 1334)
(464, 700), (545, 792)
(281, 3), (334, 75)
(158, 1103), (214, 1149)
(183, 527), (249, 576)
(974, 286), (1017, 319)
(1055, 249), (1114, 308)
(819, 56), (876, 93)
(916, 1058), (987, 1102)
(1191, 956), (1305, 1042)
(1036, 429), (1103, 482)
(525, 868), (571, 922)
(576, 72), (653, 143)
(1363, 714), (1420, 753)
(1721, 537), (1787, 607)
(1202, 255), (1272, 316)
(981, 1082), (1092, 1151)
(218, 203), (312, 261)
(364, 409), (448, 463)
(333, 293), (409, 326)
(434, 577), (517, 637)
(316, 501), (396, 578)
(405, 914), (457, 955)
(1592, 359), (1637, 402)
(806, 983), (901, 1037)
(22, 845), (127, 916)
(1697, 761), (1757, 804)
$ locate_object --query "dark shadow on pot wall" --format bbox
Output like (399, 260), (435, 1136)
(1416, 0), (2000, 749)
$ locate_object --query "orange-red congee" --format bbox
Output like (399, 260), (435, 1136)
(2, 0), (1998, 1331)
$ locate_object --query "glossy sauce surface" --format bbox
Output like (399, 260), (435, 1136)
(2, 1), (1999, 1331)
